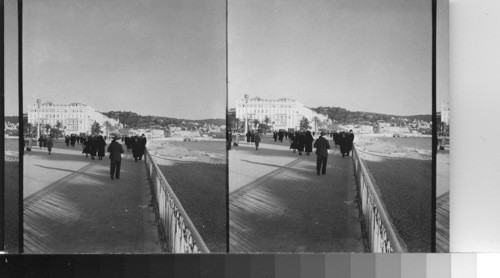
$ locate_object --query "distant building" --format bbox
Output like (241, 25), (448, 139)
(27, 100), (120, 135)
(441, 103), (450, 124)
(235, 96), (329, 131)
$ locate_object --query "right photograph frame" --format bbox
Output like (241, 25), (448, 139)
(227, 0), (449, 253)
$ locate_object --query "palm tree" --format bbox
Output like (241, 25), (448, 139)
(253, 119), (260, 129)
(312, 116), (320, 133)
(44, 124), (52, 135)
(103, 120), (112, 138)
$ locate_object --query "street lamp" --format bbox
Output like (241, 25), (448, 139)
(36, 99), (41, 139)
(244, 94), (249, 135)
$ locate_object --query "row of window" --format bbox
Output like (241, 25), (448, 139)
(240, 104), (294, 109)
(31, 109), (87, 113)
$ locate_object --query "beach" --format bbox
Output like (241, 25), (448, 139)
(147, 138), (226, 252)
(354, 135), (432, 252)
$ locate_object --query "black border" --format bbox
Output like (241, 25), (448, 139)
(17, 0), (24, 253)
(431, 0), (437, 253)
(225, 0), (230, 254)
(1, 0), (5, 252)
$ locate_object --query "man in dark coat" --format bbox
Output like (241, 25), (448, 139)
(97, 135), (107, 160)
(273, 131), (278, 142)
(332, 131), (339, 147)
(107, 137), (124, 180)
(304, 131), (314, 155)
(138, 134), (147, 160)
(65, 135), (70, 147)
(313, 131), (331, 175)
(245, 131), (251, 144)
(278, 130), (284, 142)
(339, 131), (349, 157)
(132, 136), (140, 162)
(296, 131), (305, 155)
(254, 131), (261, 150)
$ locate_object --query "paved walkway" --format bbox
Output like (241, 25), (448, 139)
(436, 150), (450, 252)
(23, 140), (161, 253)
(229, 136), (363, 252)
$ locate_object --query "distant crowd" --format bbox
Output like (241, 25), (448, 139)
(228, 129), (355, 158)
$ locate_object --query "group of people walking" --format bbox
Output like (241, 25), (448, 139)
(228, 128), (356, 176)
(123, 135), (147, 162)
(81, 135), (108, 160)
(332, 130), (355, 158)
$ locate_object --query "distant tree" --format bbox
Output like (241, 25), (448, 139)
(312, 116), (320, 132)
(299, 117), (311, 130)
(44, 124), (52, 134)
(264, 116), (271, 125)
(55, 120), (63, 130)
(252, 119), (260, 129)
(91, 121), (103, 135)
(103, 120), (112, 137)
(258, 123), (270, 133)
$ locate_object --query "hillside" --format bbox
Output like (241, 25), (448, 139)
(311, 106), (432, 124)
(102, 111), (224, 129)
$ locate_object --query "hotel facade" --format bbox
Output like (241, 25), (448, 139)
(235, 96), (329, 131)
(27, 100), (121, 135)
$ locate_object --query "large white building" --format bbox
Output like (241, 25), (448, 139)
(235, 96), (329, 131)
(27, 100), (121, 135)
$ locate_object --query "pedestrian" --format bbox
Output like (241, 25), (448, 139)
(278, 130), (284, 142)
(304, 130), (314, 155)
(89, 136), (98, 160)
(254, 130), (261, 150)
(97, 135), (107, 160)
(296, 131), (305, 155)
(138, 134), (147, 160)
(314, 131), (331, 176)
(107, 136), (124, 180)
(25, 137), (33, 156)
(246, 131), (251, 144)
(273, 131), (278, 142)
(65, 135), (70, 147)
(250, 131), (255, 143)
(339, 131), (349, 157)
(42, 136), (47, 149)
(38, 136), (43, 149)
(46, 135), (54, 155)
(82, 137), (90, 157)
(289, 132), (297, 153)
(132, 136), (141, 162)
(70, 135), (76, 147)
(333, 131), (339, 147)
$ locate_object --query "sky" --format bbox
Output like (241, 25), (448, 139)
(5, 0), (226, 119)
(228, 0), (449, 116)
(4, 0), (449, 118)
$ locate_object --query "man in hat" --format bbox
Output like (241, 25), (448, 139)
(313, 131), (331, 176)
(107, 136), (124, 180)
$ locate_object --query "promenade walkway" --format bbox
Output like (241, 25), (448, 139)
(436, 151), (450, 252)
(23, 140), (161, 253)
(229, 136), (363, 252)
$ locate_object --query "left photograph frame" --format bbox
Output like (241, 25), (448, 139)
(4, 0), (228, 254)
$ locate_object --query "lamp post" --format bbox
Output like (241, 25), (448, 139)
(36, 99), (41, 139)
(244, 94), (249, 135)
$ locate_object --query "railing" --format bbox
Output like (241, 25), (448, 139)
(351, 144), (406, 252)
(144, 148), (210, 253)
